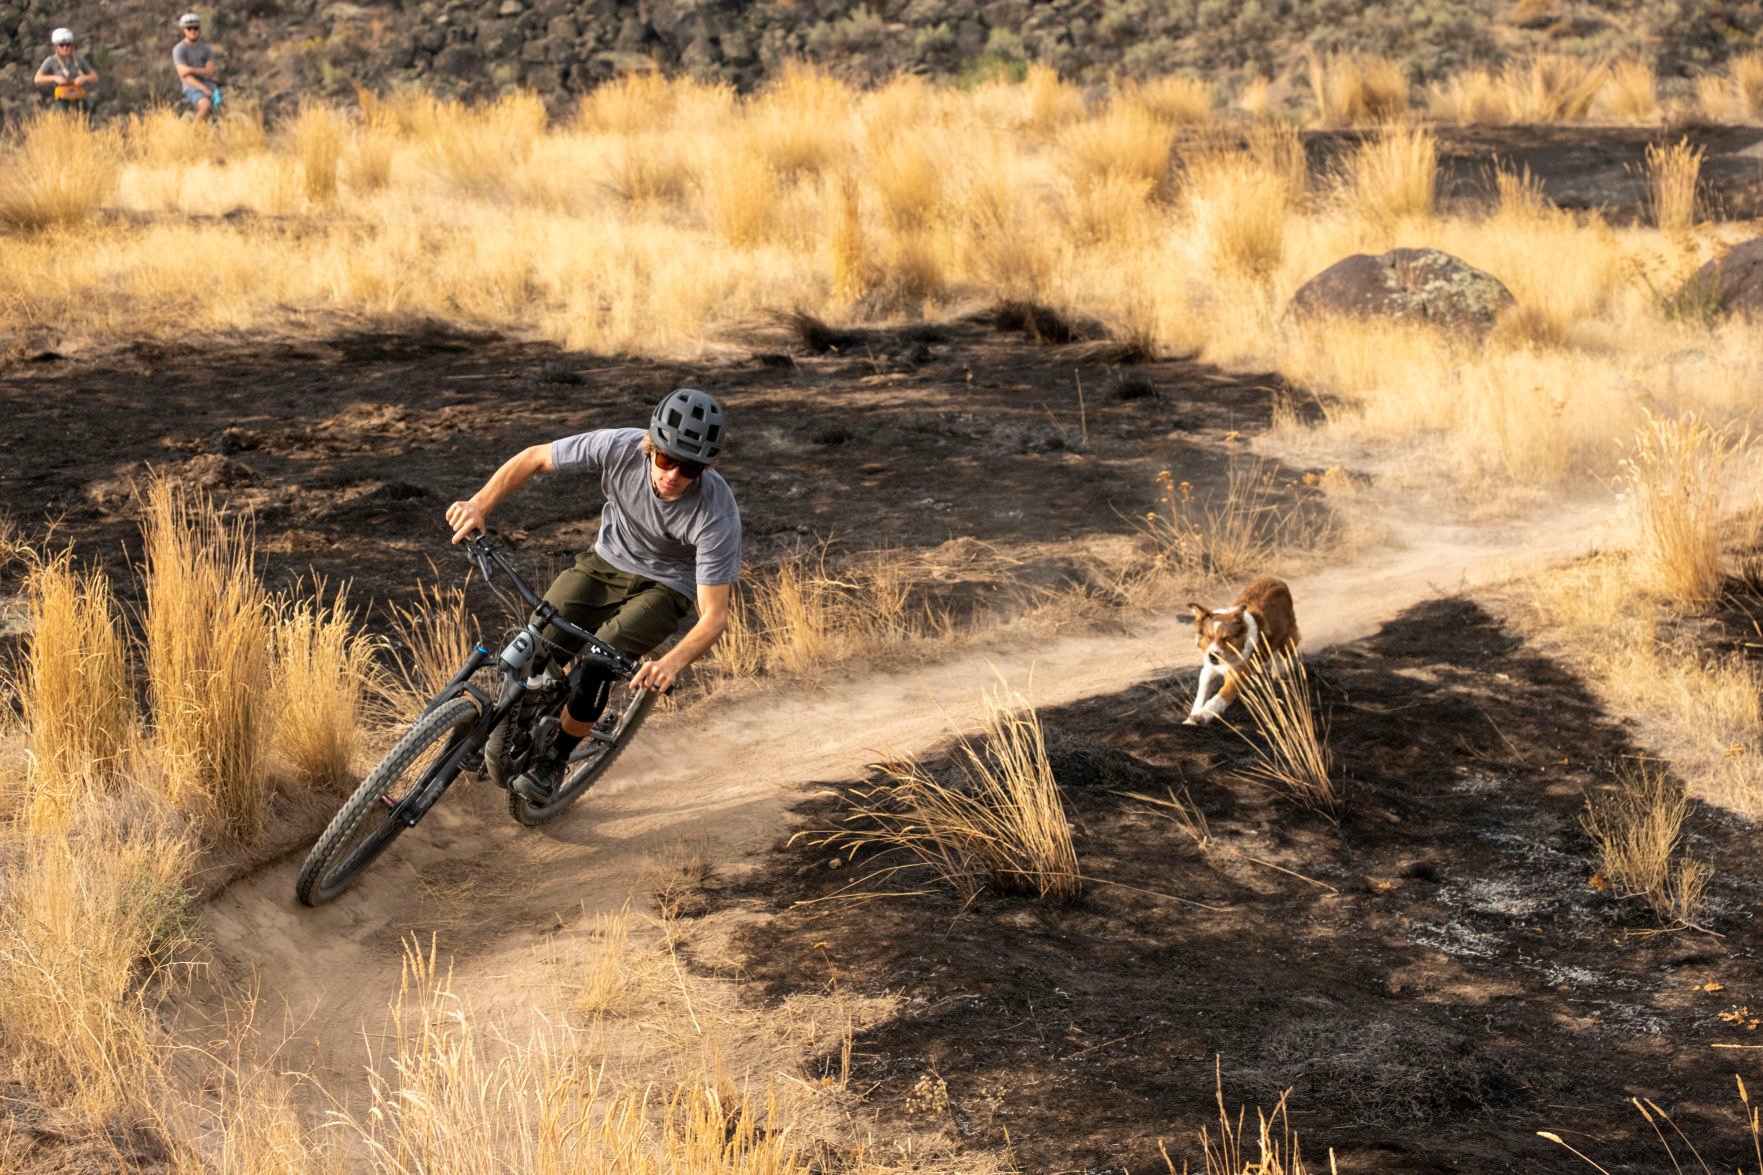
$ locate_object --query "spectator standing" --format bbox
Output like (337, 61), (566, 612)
(35, 27), (98, 112)
(172, 12), (221, 122)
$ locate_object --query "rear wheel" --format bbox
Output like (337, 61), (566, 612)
(296, 696), (479, 906)
(508, 686), (657, 826)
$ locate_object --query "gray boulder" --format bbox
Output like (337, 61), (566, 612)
(1677, 238), (1763, 318)
(1289, 247), (1517, 333)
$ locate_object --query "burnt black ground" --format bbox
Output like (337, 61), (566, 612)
(726, 595), (1763, 1174)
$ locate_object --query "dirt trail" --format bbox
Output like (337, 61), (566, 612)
(188, 495), (1613, 1102)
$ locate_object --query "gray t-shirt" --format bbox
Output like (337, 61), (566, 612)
(550, 427), (741, 602)
(172, 40), (213, 79)
(39, 54), (92, 82)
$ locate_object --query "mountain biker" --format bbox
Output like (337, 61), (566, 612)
(172, 12), (221, 122)
(444, 388), (740, 803)
(37, 28), (99, 111)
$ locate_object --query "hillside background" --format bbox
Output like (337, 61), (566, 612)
(1, 0), (1758, 123)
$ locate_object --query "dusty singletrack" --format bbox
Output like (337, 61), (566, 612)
(189, 493), (1616, 1108)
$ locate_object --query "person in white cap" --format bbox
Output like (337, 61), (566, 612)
(35, 27), (98, 111)
(172, 12), (221, 122)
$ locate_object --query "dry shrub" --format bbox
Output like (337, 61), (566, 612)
(1426, 70), (1507, 124)
(1023, 62), (1086, 135)
(1645, 137), (1702, 231)
(578, 68), (680, 134)
(1617, 409), (1746, 602)
(602, 133), (696, 205)
(382, 579), (478, 717)
(1226, 649), (1337, 820)
(956, 151), (1054, 299)
(16, 550), (136, 831)
(1581, 763), (1710, 929)
(1236, 76), (1274, 118)
(1307, 51), (1410, 127)
(0, 807), (193, 1135)
(141, 478), (277, 841)
(746, 64), (852, 178)
(124, 106), (210, 169)
(1058, 102), (1178, 201)
(829, 174), (872, 303)
(272, 586), (378, 793)
(1343, 124), (1436, 226)
(1598, 59), (1661, 124)
(0, 114), (120, 231)
(1142, 457), (1334, 581)
(343, 126), (396, 193)
(871, 136), (943, 235)
(287, 104), (344, 206)
(1062, 171), (1156, 247)
(833, 682), (1081, 903)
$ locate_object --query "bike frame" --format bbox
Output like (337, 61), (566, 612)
(391, 534), (641, 828)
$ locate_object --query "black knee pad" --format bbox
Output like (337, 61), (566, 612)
(565, 661), (617, 724)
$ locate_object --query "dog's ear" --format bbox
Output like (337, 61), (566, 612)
(1188, 603), (1208, 624)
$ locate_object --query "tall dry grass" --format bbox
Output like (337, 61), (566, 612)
(383, 580), (479, 717)
(1306, 52), (1410, 127)
(0, 114), (121, 231)
(141, 479), (277, 841)
(16, 550), (136, 831)
(272, 587), (379, 792)
(1617, 410), (1747, 602)
(828, 682), (1081, 903)
(287, 104), (345, 206)
(1227, 649), (1337, 819)
(714, 548), (923, 680)
(1343, 124), (1436, 227)
(1581, 763), (1710, 930)
(1645, 137), (1703, 232)
(1141, 457), (1334, 583)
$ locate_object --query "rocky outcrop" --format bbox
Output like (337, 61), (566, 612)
(0, 0), (1741, 126)
(1288, 248), (1517, 333)
(1676, 238), (1763, 318)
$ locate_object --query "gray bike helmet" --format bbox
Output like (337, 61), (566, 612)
(648, 387), (725, 463)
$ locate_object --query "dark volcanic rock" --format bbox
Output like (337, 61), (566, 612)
(1289, 247), (1517, 333)
(1678, 237), (1763, 318)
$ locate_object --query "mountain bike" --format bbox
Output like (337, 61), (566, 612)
(295, 534), (660, 906)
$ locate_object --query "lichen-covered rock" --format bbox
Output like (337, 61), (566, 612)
(1676, 238), (1763, 318)
(1289, 247), (1517, 333)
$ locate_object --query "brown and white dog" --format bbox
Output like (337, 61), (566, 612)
(1184, 576), (1300, 726)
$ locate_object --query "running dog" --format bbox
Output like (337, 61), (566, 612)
(1184, 576), (1299, 726)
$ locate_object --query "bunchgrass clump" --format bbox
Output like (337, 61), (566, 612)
(1142, 456), (1333, 582)
(1226, 649), (1337, 819)
(1581, 763), (1711, 930)
(382, 580), (479, 719)
(272, 585), (379, 792)
(829, 683), (1081, 903)
(1617, 409), (1747, 603)
(0, 114), (120, 231)
(1645, 137), (1703, 232)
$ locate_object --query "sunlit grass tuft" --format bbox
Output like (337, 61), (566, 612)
(1226, 650), (1337, 819)
(1581, 763), (1710, 930)
(1618, 409), (1746, 602)
(272, 585), (379, 793)
(0, 114), (120, 231)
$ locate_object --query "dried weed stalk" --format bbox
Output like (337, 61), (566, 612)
(1227, 649), (1337, 820)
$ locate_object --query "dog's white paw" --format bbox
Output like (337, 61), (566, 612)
(1183, 714), (1207, 727)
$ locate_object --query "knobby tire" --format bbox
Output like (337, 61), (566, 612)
(507, 687), (657, 826)
(295, 695), (479, 906)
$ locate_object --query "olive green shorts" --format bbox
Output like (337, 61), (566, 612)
(538, 550), (692, 664)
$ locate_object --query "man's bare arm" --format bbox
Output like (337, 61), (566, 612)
(445, 443), (554, 542)
(631, 581), (731, 693)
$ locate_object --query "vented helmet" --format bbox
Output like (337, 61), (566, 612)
(51, 27), (74, 44)
(648, 388), (725, 464)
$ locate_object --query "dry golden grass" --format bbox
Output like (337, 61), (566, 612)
(1057, 101), (1178, 202)
(1306, 52), (1410, 128)
(287, 104), (344, 207)
(271, 586), (379, 793)
(1181, 1066), (1329, 1175)
(1618, 409), (1745, 602)
(715, 548), (922, 680)
(1182, 137), (1302, 279)
(1226, 649), (1337, 819)
(829, 682), (1081, 903)
(1502, 52), (1608, 124)
(1734, 52), (1763, 120)
(576, 907), (633, 1016)
(1645, 137), (1703, 232)
(0, 805), (193, 1137)
(1581, 763), (1710, 930)
(1343, 124), (1436, 227)
(1121, 75), (1214, 125)
(1426, 53), (1605, 125)
(0, 114), (120, 231)
(141, 478), (277, 841)
(1597, 59), (1662, 124)
(1543, 1075), (1763, 1174)
(15, 549), (136, 832)
(382, 579), (479, 718)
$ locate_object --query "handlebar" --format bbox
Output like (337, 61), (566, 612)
(459, 532), (641, 679)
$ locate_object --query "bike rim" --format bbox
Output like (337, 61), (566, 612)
(321, 724), (470, 891)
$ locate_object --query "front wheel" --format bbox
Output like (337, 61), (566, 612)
(296, 695), (479, 906)
(508, 685), (657, 826)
